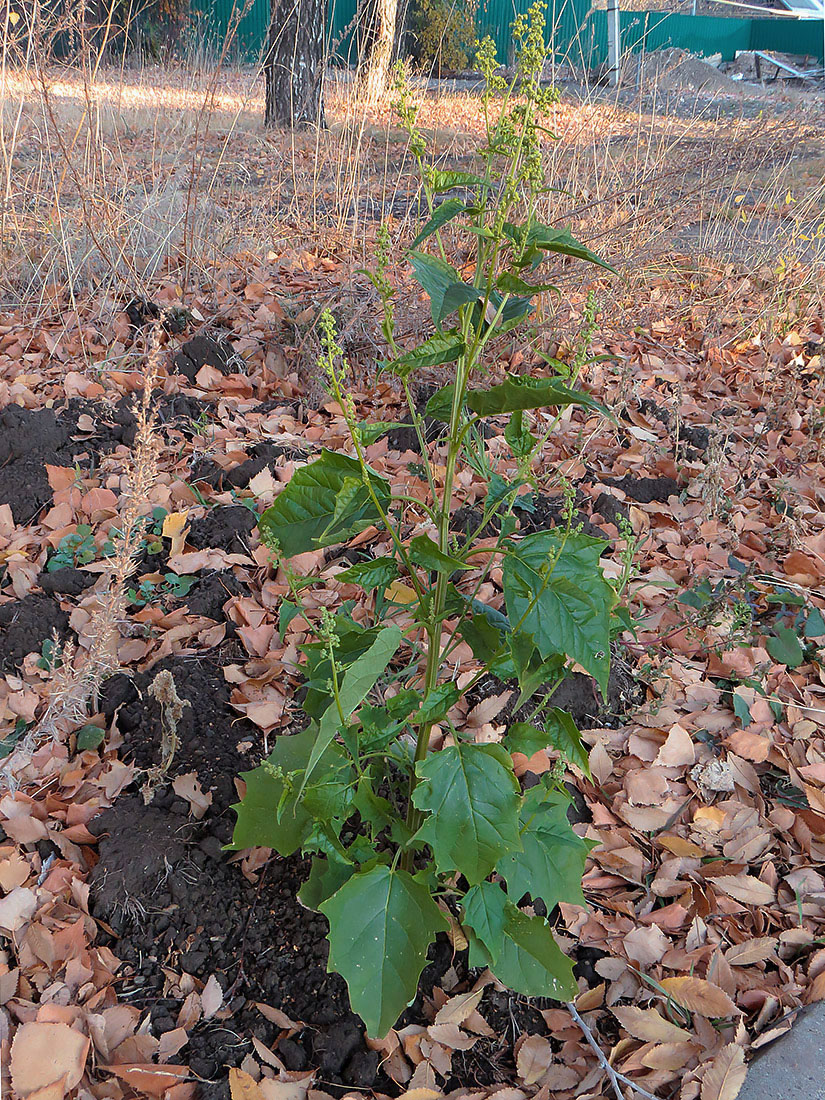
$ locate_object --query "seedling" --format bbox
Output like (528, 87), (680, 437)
(233, 3), (620, 1039)
(48, 525), (97, 572)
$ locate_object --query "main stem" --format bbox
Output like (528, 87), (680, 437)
(401, 337), (472, 870)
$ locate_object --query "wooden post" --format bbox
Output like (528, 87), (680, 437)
(607, 0), (620, 86)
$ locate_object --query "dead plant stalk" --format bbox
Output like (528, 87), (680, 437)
(26, 328), (163, 750)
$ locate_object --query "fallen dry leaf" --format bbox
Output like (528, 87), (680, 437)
(10, 1021), (90, 1096)
(700, 1042), (747, 1100)
(612, 1004), (692, 1043)
(516, 1034), (554, 1085)
(201, 973), (224, 1019)
(433, 987), (484, 1027)
(228, 1067), (266, 1100)
(660, 977), (738, 1018)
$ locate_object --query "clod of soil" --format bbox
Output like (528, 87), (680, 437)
(187, 506), (257, 555)
(182, 571), (244, 620)
(606, 474), (681, 504)
(0, 397), (137, 523)
(468, 653), (642, 735)
(171, 335), (238, 382)
(124, 297), (189, 333)
(98, 651), (262, 810)
(592, 491), (630, 530)
(38, 567), (98, 597)
(0, 593), (71, 673)
(385, 415), (444, 454)
(191, 441), (305, 492)
(514, 493), (606, 538)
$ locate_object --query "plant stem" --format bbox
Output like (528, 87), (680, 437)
(401, 329), (473, 868)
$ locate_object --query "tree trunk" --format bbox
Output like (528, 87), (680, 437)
(265, 0), (326, 129)
(357, 0), (397, 103)
(392, 0), (412, 63)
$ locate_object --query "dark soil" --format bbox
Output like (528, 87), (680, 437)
(187, 506), (258, 555)
(450, 491), (607, 541)
(190, 442), (305, 493)
(385, 415), (445, 454)
(90, 652), (388, 1096)
(98, 651), (262, 811)
(182, 571), (245, 621)
(0, 395), (215, 525)
(466, 651), (642, 737)
(606, 473), (681, 504)
(0, 592), (71, 673)
(171, 336), (240, 383)
(37, 566), (98, 597)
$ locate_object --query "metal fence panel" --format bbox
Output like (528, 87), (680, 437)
(190, 0), (823, 68)
(580, 9), (823, 64)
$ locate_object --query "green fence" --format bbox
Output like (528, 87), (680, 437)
(577, 10), (824, 66)
(190, 0), (824, 67)
(189, 0), (360, 62)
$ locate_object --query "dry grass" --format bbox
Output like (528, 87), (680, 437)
(0, 50), (823, 346)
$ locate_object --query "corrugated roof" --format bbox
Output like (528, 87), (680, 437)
(777, 0), (824, 16)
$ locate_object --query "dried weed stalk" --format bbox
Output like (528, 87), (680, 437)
(23, 329), (163, 754)
(142, 669), (189, 803)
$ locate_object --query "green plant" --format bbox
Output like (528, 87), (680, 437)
(127, 571), (197, 608)
(415, 0), (479, 72)
(232, 4), (619, 1039)
(48, 525), (97, 572)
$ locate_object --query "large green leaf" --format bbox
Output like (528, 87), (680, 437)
(320, 865), (449, 1037)
(505, 410), (536, 458)
(482, 289), (534, 334)
(492, 906), (577, 999)
(428, 169), (488, 193)
(409, 198), (466, 251)
(767, 625), (804, 668)
(230, 726), (349, 855)
(412, 742), (522, 884)
(415, 682), (462, 726)
(357, 422), (406, 445)
(336, 556), (400, 592)
(409, 252), (482, 327)
(381, 331), (465, 379)
(505, 708), (590, 775)
(502, 530), (613, 695)
(258, 451), (390, 558)
(424, 383), (461, 422)
(304, 624), (403, 784)
(504, 222), (615, 273)
(499, 787), (592, 910)
(497, 271), (559, 296)
(467, 376), (605, 418)
(298, 856), (355, 911)
(409, 535), (468, 574)
(528, 224), (614, 271)
(458, 613), (506, 664)
(462, 880), (508, 964)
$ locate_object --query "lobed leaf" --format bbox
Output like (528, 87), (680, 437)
(499, 786), (593, 910)
(320, 865), (449, 1037)
(413, 741), (522, 884)
(502, 530), (614, 695)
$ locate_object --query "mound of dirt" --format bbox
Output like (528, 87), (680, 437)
(630, 48), (756, 95)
